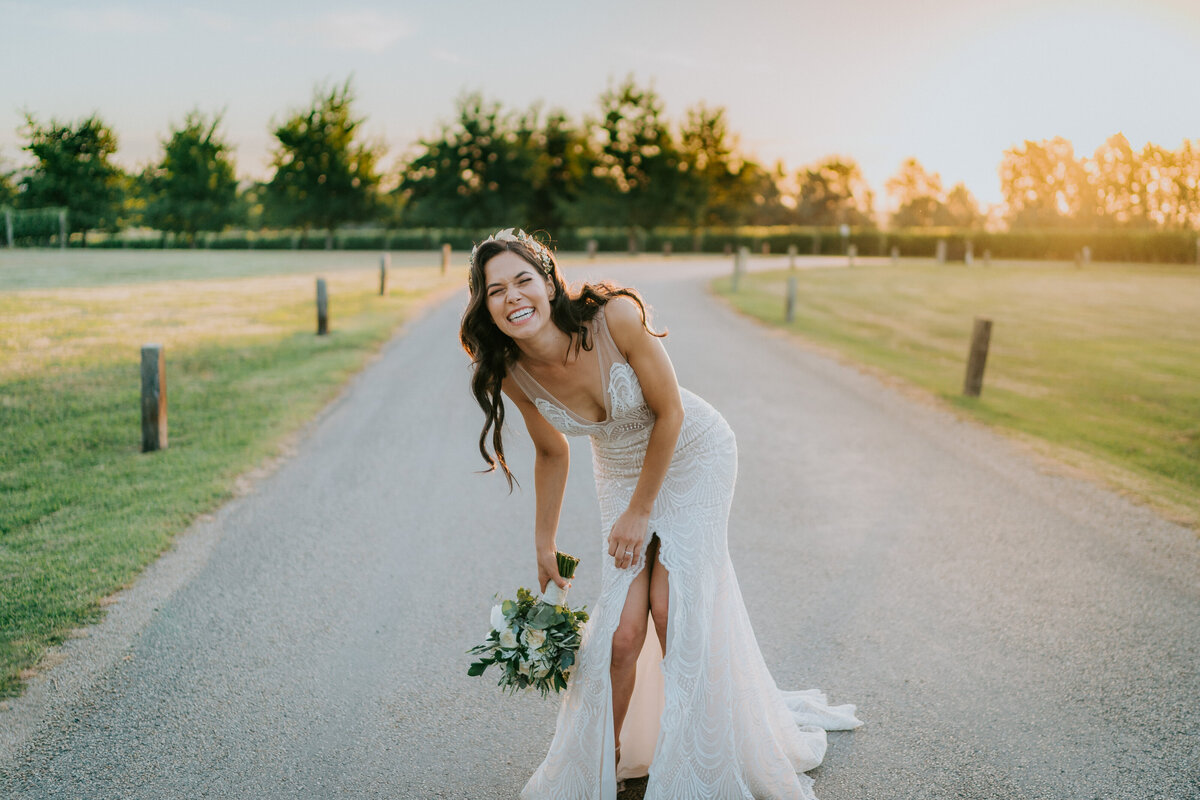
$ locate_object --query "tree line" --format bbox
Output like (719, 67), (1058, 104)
(2, 76), (1197, 245)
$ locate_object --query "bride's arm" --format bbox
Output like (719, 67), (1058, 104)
(502, 375), (571, 590)
(604, 296), (685, 567)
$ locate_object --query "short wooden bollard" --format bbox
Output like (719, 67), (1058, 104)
(141, 344), (167, 452)
(962, 317), (992, 397)
(587, 239), (598, 259)
(316, 278), (329, 335)
(847, 244), (857, 267)
(441, 243), (451, 276)
(761, 242), (770, 256)
(787, 244), (797, 269)
(731, 246), (747, 292)
(723, 243), (733, 256)
(379, 253), (390, 296)
(890, 245), (899, 266)
(663, 241), (672, 257)
(936, 239), (947, 265)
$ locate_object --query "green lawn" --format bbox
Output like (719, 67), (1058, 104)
(0, 250), (461, 698)
(713, 258), (1200, 528)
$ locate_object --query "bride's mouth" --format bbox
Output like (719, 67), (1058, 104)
(507, 307), (535, 324)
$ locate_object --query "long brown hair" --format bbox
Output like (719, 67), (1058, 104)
(459, 233), (666, 491)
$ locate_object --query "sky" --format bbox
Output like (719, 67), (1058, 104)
(2, 0), (1199, 212)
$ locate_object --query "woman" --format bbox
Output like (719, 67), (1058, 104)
(460, 228), (861, 800)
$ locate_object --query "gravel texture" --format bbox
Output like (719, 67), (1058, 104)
(2, 256), (1197, 799)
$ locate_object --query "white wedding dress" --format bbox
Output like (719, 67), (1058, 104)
(510, 306), (862, 800)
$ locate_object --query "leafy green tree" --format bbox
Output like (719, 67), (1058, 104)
(577, 75), (687, 245)
(527, 108), (592, 232)
(1146, 139), (1200, 230)
(676, 103), (745, 232)
(1085, 133), (1144, 227)
(0, 157), (16, 207)
(938, 183), (983, 229)
(1000, 137), (1088, 228)
(18, 112), (125, 244)
(398, 92), (540, 228)
(142, 110), (241, 245)
(885, 157), (946, 227)
(793, 156), (875, 227)
(266, 79), (383, 246)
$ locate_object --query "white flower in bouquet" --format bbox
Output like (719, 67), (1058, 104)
(490, 604), (506, 633)
(523, 627), (547, 651)
(498, 627), (519, 650)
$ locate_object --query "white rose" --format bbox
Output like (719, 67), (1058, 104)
(490, 605), (506, 633)
(523, 628), (547, 651)
(518, 659), (531, 676)
(498, 627), (518, 650)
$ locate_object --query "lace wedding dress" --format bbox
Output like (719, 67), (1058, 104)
(509, 306), (862, 800)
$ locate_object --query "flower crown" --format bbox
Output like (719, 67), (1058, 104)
(468, 228), (555, 293)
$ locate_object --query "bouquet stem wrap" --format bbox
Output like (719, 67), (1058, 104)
(542, 582), (569, 606)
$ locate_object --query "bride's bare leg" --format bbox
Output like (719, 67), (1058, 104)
(610, 542), (652, 749)
(648, 535), (669, 656)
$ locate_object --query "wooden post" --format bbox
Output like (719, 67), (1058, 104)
(141, 344), (167, 452)
(965, 241), (974, 266)
(847, 244), (857, 267)
(1082, 245), (1091, 266)
(663, 240), (672, 257)
(785, 256), (798, 323)
(732, 246), (747, 292)
(936, 239), (947, 265)
(962, 317), (992, 397)
(379, 253), (390, 296)
(761, 242), (770, 256)
(890, 245), (899, 266)
(441, 243), (451, 276)
(587, 239), (598, 259)
(59, 209), (67, 249)
(983, 249), (992, 268)
(723, 242), (732, 256)
(4, 208), (12, 248)
(316, 278), (329, 335)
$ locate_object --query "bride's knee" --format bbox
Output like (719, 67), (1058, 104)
(610, 616), (647, 668)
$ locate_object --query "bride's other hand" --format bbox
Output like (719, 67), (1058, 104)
(538, 551), (569, 593)
(608, 507), (649, 569)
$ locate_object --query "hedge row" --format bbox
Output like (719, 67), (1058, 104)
(29, 224), (1200, 265)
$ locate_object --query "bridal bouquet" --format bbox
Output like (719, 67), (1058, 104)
(467, 552), (589, 697)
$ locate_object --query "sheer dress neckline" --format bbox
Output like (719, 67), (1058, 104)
(512, 309), (613, 426)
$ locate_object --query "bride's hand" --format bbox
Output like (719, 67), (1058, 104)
(538, 551), (569, 594)
(608, 507), (650, 570)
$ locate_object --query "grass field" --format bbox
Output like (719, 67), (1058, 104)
(0, 249), (462, 698)
(713, 258), (1200, 528)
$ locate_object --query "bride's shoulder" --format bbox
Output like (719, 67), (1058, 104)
(601, 295), (652, 358)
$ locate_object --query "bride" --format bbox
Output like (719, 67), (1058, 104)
(460, 229), (861, 800)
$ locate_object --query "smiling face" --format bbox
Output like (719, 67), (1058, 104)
(484, 251), (556, 338)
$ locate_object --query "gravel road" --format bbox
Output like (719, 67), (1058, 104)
(2, 256), (1197, 799)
